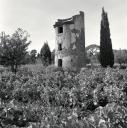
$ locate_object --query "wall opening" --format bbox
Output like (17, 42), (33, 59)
(58, 26), (63, 34)
(58, 59), (62, 67)
(58, 43), (62, 50)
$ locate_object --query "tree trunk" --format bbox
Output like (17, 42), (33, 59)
(11, 65), (15, 73)
(14, 64), (18, 74)
(11, 64), (17, 74)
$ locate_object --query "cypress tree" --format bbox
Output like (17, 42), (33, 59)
(100, 8), (114, 67)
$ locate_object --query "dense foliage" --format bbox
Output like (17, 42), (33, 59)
(85, 44), (100, 65)
(40, 42), (51, 66)
(0, 65), (127, 128)
(114, 49), (127, 67)
(29, 49), (37, 64)
(100, 8), (114, 67)
(0, 28), (31, 73)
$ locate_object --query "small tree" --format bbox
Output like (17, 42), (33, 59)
(40, 42), (51, 66)
(100, 8), (114, 67)
(30, 49), (37, 64)
(0, 28), (31, 73)
(86, 45), (100, 67)
(23, 52), (31, 64)
(115, 49), (127, 67)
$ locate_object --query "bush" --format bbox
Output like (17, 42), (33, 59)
(0, 66), (127, 127)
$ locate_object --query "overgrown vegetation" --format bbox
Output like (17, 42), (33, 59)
(0, 65), (127, 128)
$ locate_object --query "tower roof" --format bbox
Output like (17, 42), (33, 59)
(53, 11), (84, 28)
(53, 17), (74, 28)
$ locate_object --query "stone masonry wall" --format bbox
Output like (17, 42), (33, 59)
(54, 11), (85, 70)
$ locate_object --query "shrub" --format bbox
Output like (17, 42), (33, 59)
(0, 67), (127, 127)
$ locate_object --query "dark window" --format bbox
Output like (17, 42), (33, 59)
(58, 26), (63, 33)
(58, 59), (62, 67)
(58, 44), (62, 50)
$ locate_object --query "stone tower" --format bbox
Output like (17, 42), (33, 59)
(54, 11), (86, 70)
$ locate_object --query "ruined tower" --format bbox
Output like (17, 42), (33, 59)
(54, 11), (86, 70)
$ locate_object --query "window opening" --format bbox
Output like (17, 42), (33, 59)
(58, 59), (62, 67)
(58, 44), (62, 50)
(58, 26), (63, 33)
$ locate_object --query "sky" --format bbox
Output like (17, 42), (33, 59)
(0, 0), (127, 52)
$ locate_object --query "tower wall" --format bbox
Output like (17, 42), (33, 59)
(54, 11), (85, 70)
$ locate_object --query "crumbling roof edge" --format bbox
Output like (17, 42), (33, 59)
(53, 11), (84, 28)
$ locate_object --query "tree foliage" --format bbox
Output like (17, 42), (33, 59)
(0, 28), (31, 73)
(40, 42), (51, 66)
(30, 49), (37, 64)
(51, 49), (55, 64)
(114, 49), (127, 66)
(86, 44), (100, 65)
(100, 8), (114, 67)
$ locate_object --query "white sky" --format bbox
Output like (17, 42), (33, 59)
(0, 0), (127, 52)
